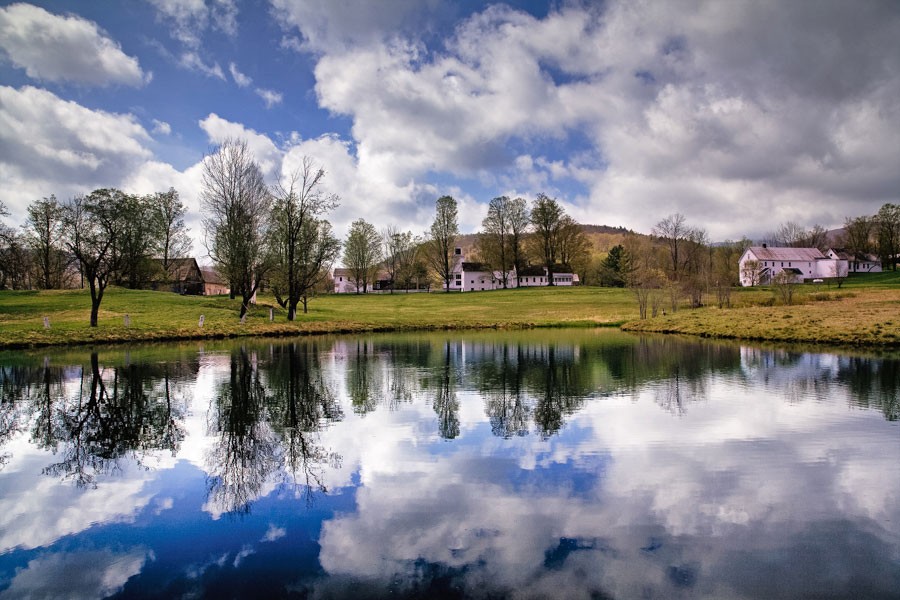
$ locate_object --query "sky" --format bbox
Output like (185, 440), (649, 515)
(1, 0), (899, 258)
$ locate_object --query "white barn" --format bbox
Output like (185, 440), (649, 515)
(443, 248), (579, 292)
(738, 246), (849, 287)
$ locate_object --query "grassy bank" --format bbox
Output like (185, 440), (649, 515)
(622, 271), (900, 346)
(0, 286), (634, 348)
(1, 272), (897, 349)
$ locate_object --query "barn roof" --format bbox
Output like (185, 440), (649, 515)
(748, 247), (826, 261)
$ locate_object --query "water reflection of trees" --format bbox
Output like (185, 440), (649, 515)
(631, 339), (741, 416)
(838, 356), (899, 421)
(206, 343), (343, 514)
(42, 354), (190, 487)
(432, 341), (459, 439)
(467, 340), (588, 438)
(0, 353), (193, 486)
(742, 347), (900, 420)
(206, 348), (278, 515)
(267, 342), (343, 500)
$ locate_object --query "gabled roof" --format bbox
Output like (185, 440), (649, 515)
(518, 266), (545, 277)
(830, 248), (879, 262)
(748, 246), (826, 261)
(154, 257), (201, 282)
(333, 268), (389, 280)
(200, 268), (225, 285)
(461, 262), (488, 272)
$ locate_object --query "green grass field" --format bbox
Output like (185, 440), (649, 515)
(0, 286), (635, 348)
(623, 271), (900, 347)
(1, 270), (897, 348)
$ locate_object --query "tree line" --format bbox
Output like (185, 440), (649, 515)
(0, 139), (346, 325)
(339, 192), (594, 293)
(3, 134), (895, 322)
(0, 189), (191, 325)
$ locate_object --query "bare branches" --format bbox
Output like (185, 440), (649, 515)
(201, 138), (271, 317)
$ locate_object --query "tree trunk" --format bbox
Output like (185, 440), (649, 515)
(88, 280), (101, 327)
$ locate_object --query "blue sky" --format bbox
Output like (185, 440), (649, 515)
(1, 0), (899, 255)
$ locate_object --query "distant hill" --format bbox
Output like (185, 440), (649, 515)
(452, 224), (638, 261)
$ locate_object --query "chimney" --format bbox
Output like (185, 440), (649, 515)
(762, 243), (767, 249)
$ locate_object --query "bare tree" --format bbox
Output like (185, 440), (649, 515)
(114, 193), (156, 289)
(24, 196), (66, 289)
(424, 195), (459, 292)
(343, 219), (382, 293)
(557, 215), (592, 282)
(842, 215), (874, 258)
(770, 221), (807, 247)
(381, 225), (402, 293)
(396, 234), (425, 291)
(805, 224), (829, 252)
(269, 159), (340, 318)
(201, 138), (272, 317)
(383, 227), (420, 293)
(508, 197), (530, 287)
(478, 196), (515, 288)
(877, 203), (900, 271)
(652, 213), (691, 280)
(62, 190), (127, 326)
(772, 270), (798, 305)
(0, 201), (31, 290)
(741, 259), (762, 287)
(149, 188), (192, 275)
(529, 193), (564, 285)
(295, 219), (342, 313)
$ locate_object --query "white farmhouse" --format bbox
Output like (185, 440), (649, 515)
(738, 245), (849, 287)
(825, 248), (882, 273)
(443, 248), (579, 291)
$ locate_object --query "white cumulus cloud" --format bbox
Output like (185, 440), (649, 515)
(0, 3), (147, 86)
(148, 0), (238, 49)
(278, 0), (900, 239)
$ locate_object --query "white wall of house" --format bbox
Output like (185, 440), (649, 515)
(439, 250), (578, 292)
(826, 249), (881, 273)
(333, 272), (358, 294)
(739, 247), (849, 286)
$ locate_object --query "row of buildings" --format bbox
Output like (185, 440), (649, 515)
(334, 247), (579, 293)
(162, 246), (882, 296)
(738, 245), (881, 287)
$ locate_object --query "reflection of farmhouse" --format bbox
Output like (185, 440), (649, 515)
(737, 245), (872, 287)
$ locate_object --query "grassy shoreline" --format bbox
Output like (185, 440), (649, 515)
(1, 273), (897, 349)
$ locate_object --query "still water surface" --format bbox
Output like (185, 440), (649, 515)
(0, 330), (898, 599)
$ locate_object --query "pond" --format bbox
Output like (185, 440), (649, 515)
(0, 330), (898, 599)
